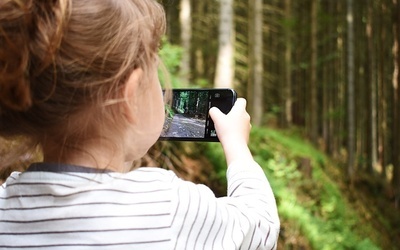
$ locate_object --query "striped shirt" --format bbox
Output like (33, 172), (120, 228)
(0, 160), (279, 249)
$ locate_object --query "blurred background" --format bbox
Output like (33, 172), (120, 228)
(1, 0), (400, 249)
(155, 0), (400, 249)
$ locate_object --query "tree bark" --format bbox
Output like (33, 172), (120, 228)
(283, 0), (293, 127)
(366, 0), (378, 173)
(310, 0), (318, 144)
(347, 0), (356, 181)
(249, 0), (264, 126)
(214, 0), (235, 88)
(377, 1), (390, 178)
(179, 0), (192, 86)
(392, 0), (400, 207)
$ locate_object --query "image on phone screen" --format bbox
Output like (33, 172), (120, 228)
(160, 88), (236, 142)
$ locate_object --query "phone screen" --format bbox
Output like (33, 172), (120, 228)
(159, 88), (237, 142)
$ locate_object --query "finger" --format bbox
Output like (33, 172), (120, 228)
(230, 98), (247, 113)
(236, 97), (247, 106)
(209, 106), (224, 120)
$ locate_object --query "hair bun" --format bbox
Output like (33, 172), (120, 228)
(0, 0), (34, 111)
(0, 0), (69, 111)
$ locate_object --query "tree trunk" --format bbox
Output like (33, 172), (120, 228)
(326, 0), (335, 155)
(193, 1), (206, 79)
(335, 0), (346, 161)
(247, 0), (254, 111)
(310, 0), (318, 144)
(324, 0), (336, 155)
(249, 0), (264, 126)
(377, 1), (390, 178)
(392, 0), (400, 207)
(366, 0), (378, 173)
(214, 0), (235, 88)
(179, 0), (192, 86)
(347, 0), (356, 182)
(355, 0), (367, 171)
(283, 0), (293, 127)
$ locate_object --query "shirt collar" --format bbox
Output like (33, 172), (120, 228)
(27, 163), (114, 173)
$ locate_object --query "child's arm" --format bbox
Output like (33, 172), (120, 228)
(209, 98), (280, 248)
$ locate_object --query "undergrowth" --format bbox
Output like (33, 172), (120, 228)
(204, 126), (390, 250)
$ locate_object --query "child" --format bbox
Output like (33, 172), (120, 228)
(0, 0), (280, 249)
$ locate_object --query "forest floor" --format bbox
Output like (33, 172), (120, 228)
(250, 128), (400, 249)
(255, 127), (400, 249)
(284, 155), (400, 250)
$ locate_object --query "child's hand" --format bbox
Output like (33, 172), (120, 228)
(209, 98), (253, 165)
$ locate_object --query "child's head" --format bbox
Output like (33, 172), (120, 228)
(0, 0), (166, 164)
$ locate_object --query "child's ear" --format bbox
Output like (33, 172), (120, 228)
(122, 68), (143, 123)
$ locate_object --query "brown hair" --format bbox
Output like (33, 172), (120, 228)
(0, 0), (166, 165)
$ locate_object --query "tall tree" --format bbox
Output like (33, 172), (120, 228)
(392, 0), (400, 207)
(310, 0), (318, 144)
(366, 0), (378, 173)
(347, 0), (356, 181)
(214, 0), (235, 88)
(334, 0), (346, 160)
(376, 0), (391, 177)
(179, 0), (192, 86)
(324, 0), (336, 155)
(283, 0), (293, 127)
(354, 1), (368, 171)
(249, 0), (264, 126)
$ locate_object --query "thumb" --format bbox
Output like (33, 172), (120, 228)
(209, 106), (225, 121)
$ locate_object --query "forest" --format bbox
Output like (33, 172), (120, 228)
(154, 0), (400, 249)
(0, 0), (399, 249)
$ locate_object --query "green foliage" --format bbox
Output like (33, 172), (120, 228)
(158, 38), (211, 88)
(204, 127), (383, 250)
(254, 127), (381, 249)
(158, 38), (184, 88)
(193, 78), (210, 88)
(203, 142), (227, 187)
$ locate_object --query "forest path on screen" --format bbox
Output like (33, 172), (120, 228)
(161, 114), (205, 138)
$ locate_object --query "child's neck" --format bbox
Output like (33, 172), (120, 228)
(41, 138), (129, 172)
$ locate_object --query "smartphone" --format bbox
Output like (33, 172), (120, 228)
(159, 88), (237, 142)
